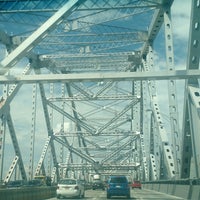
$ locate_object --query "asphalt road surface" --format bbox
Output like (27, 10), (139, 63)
(46, 188), (185, 200)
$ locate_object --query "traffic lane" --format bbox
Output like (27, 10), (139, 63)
(46, 188), (185, 200)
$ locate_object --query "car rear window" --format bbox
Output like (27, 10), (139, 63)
(110, 176), (127, 183)
(134, 181), (140, 183)
(59, 179), (76, 185)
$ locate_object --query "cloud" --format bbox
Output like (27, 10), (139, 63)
(171, 1), (191, 41)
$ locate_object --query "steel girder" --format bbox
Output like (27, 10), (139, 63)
(181, 0), (200, 179)
(163, 7), (181, 177)
(0, 0), (86, 74)
(0, 0), (198, 183)
(0, 70), (200, 84)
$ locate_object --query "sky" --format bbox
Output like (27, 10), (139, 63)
(1, 0), (192, 180)
(155, 0), (191, 126)
(172, 0), (191, 43)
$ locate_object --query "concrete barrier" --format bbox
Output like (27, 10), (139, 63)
(147, 183), (153, 190)
(159, 184), (168, 193)
(173, 185), (190, 199)
(167, 183), (175, 195)
(153, 183), (160, 191)
(0, 186), (56, 200)
(144, 183), (153, 190)
(143, 182), (198, 199)
(190, 185), (200, 200)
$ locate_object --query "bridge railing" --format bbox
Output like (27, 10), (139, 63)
(142, 178), (200, 199)
(0, 186), (56, 200)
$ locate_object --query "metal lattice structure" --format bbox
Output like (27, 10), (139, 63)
(0, 0), (199, 183)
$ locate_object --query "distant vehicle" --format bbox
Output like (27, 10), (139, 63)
(6, 180), (25, 188)
(93, 174), (100, 180)
(92, 180), (105, 190)
(106, 175), (130, 199)
(45, 176), (52, 186)
(131, 180), (142, 189)
(56, 178), (85, 199)
(34, 175), (51, 186)
(26, 179), (43, 187)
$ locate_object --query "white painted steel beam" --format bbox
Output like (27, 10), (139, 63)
(164, 7), (181, 177)
(188, 86), (200, 178)
(181, 0), (200, 178)
(3, 156), (19, 183)
(0, 0), (85, 74)
(0, 70), (199, 84)
(47, 100), (96, 134)
(141, 0), (174, 56)
(6, 113), (27, 181)
(54, 136), (97, 164)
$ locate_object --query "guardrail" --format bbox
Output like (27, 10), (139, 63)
(142, 179), (200, 200)
(0, 186), (56, 200)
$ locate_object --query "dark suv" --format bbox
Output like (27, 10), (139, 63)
(92, 180), (105, 190)
(106, 175), (130, 199)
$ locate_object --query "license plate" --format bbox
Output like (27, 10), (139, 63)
(116, 185), (121, 188)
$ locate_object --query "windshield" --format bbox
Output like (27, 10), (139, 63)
(110, 176), (127, 183)
(59, 179), (76, 185)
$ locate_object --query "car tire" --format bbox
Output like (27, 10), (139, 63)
(82, 191), (85, 198)
(77, 191), (82, 199)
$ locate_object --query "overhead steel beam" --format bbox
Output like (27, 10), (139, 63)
(63, 1), (159, 33)
(40, 52), (133, 59)
(0, 70), (200, 84)
(70, 83), (94, 99)
(141, 0), (174, 57)
(58, 163), (139, 171)
(53, 136), (96, 164)
(65, 82), (90, 155)
(15, 31), (147, 45)
(0, 0), (85, 74)
(46, 100), (96, 134)
(95, 99), (139, 135)
(101, 137), (136, 164)
(48, 94), (136, 101)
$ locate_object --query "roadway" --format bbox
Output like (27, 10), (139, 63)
(46, 188), (185, 200)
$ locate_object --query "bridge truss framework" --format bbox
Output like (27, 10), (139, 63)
(0, 0), (199, 183)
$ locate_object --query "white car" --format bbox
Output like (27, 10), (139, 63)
(56, 178), (85, 199)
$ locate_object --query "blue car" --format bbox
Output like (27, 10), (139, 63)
(106, 175), (130, 199)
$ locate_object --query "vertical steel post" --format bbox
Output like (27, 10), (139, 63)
(163, 6), (181, 178)
(28, 84), (37, 180)
(181, 0), (200, 178)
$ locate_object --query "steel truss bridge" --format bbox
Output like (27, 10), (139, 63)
(0, 0), (199, 184)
